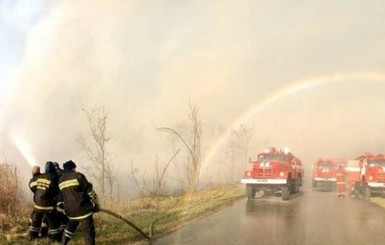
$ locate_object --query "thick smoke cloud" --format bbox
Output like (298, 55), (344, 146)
(2, 0), (385, 194)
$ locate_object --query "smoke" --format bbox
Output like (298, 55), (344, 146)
(2, 0), (385, 195)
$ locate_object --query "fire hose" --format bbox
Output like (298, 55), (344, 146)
(99, 201), (202, 242)
(100, 208), (151, 241)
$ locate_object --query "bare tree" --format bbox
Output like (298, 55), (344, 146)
(152, 149), (180, 195)
(226, 124), (254, 182)
(77, 106), (113, 203)
(226, 131), (242, 182)
(129, 149), (181, 197)
(158, 101), (203, 192)
(239, 124), (254, 165)
(129, 160), (146, 196)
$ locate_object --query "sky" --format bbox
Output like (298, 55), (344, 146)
(2, 0), (385, 194)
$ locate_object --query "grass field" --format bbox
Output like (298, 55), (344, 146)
(4, 185), (385, 244)
(0, 184), (245, 244)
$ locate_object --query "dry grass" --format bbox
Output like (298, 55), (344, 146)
(0, 164), (22, 217)
(1, 184), (244, 244)
(370, 197), (385, 209)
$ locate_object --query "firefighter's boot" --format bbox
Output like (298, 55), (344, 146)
(62, 236), (71, 245)
(27, 231), (39, 241)
(40, 225), (48, 238)
(48, 230), (63, 243)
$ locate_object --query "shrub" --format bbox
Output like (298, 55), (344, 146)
(0, 164), (22, 217)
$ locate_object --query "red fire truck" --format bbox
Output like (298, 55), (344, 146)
(312, 158), (336, 190)
(345, 159), (361, 196)
(312, 158), (344, 191)
(355, 153), (385, 200)
(240, 147), (304, 201)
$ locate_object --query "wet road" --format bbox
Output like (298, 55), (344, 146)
(154, 182), (385, 245)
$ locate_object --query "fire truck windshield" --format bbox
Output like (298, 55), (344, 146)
(258, 154), (288, 162)
(367, 160), (385, 167)
(316, 162), (335, 168)
(334, 162), (346, 166)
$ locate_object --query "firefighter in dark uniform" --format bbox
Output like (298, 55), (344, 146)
(53, 161), (64, 177)
(59, 160), (100, 245)
(28, 162), (61, 241)
(53, 161), (69, 232)
(28, 165), (41, 240)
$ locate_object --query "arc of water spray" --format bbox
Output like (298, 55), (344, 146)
(199, 72), (385, 176)
(9, 131), (37, 167)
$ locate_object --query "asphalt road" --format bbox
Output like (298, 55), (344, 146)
(154, 181), (385, 245)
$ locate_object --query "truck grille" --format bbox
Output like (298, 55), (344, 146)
(377, 174), (385, 182)
(253, 169), (277, 177)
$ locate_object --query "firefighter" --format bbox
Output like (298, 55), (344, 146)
(53, 162), (69, 232)
(59, 160), (100, 245)
(28, 166), (41, 240)
(53, 161), (64, 177)
(28, 162), (62, 242)
(336, 164), (347, 197)
(28, 166), (49, 238)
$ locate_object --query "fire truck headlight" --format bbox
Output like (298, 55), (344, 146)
(245, 171), (252, 177)
(369, 176), (373, 181)
(279, 171), (285, 177)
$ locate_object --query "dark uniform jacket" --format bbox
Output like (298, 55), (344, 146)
(29, 172), (59, 211)
(59, 171), (97, 220)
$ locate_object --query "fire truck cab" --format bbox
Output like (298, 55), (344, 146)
(312, 158), (337, 190)
(312, 158), (343, 191)
(240, 147), (303, 201)
(355, 153), (385, 200)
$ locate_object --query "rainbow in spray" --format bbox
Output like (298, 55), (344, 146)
(199, 71), (385, 177)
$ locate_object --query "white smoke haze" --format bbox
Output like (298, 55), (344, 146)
(2, 0), (385, 196)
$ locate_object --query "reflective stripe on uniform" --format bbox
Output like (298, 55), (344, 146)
(49, 228), (61, 235)
(37, 178), (51, 185)
(64, 229), (75, 238)
(88, 190), (97, 200)
(59, 179), (80, 190)
(36, 178), (52, 190)
(29, 181), (38, 188)
(34, 205), (55, 211)
(29, 226), (40, 232)
(68, 211), (93, 220)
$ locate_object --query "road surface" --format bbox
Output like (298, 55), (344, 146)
(154, 183), (385, 245)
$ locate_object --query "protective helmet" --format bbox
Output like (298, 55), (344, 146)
(45, 161), (55, 173)
(63, 160), (77, 170)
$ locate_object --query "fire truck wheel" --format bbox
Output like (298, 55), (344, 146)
(289, 179), (299, 194)
(312, 180), (317, 188)
(255, 189), (265, 198)
(246, 185), (256, 199)
(364, 186), (371, 200)
(281, 187), (290, 201)
(289, 181), (295, 194)
(295, 178), (300, 193)
(331, 183), (336, 192)
(299, 176), (303, 187)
